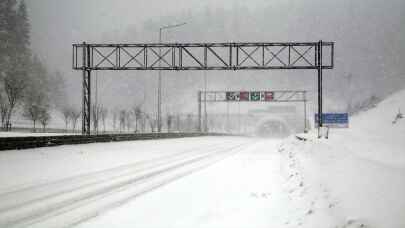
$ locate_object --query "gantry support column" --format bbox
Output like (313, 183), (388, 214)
(317, 40), (323, 137)
(82, 43), (91, 135)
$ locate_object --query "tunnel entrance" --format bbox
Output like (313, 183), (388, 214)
(198, 90), (308, 134)
(254, 118), (291, 138)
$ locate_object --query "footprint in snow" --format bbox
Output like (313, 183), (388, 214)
(306, 209), (314, 215)
(342, 219), (367, 228)
(250, 192), (271, 198)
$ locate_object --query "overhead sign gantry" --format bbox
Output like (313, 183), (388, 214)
(72, 41), (334, 135)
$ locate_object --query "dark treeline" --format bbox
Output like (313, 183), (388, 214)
(0, 0), (64, 132)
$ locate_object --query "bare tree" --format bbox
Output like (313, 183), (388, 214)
(145, 114), (156, 133)
(61, 107), (71, 132)
(112, 110), (118, 132)
(39, 108), (51, 132)
(141, 114), (146, 132)
(22, 103), (41, 132)
(100, 107), (108, 133)
(119, 109), (126, 132)
(176, 114), (181, 132)
(132, 105), (142, 133)
(0, 92), (8, 129)
(3, 72), (27, 130)
(92, 104), (99, 133)
(70, 108), (81, 132)
(186, 114), (193, 132)
(125, 111), (132, 131)
(166, 114), (173, 133)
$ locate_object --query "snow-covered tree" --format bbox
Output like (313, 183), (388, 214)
(23, 55), (51, 131)
(1, 0), (31, 130)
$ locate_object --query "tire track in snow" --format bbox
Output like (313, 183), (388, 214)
(0, 142), (227, 212)
(0, 140), (256, 228)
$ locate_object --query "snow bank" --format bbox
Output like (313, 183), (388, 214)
(280, 89), (405, 228)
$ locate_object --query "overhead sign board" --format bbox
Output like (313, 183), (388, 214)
(250, 92), (261, 101)
(226, 92), (240, 101)
(202, 91), (302, 102)
(239, 91), (250, 101)
(315, 113), (349, 128)
(264, 92), (274, 101)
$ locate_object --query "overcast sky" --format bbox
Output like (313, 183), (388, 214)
(25, 0), (405, 114)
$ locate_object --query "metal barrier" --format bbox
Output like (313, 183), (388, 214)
(0, 133), (231, 151)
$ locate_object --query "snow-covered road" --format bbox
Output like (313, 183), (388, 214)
(76, 138), (336, 228)
(2, 136), (328, 228)
(1, 137), (276, 227)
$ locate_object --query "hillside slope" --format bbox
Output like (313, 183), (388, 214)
(280, 89), (405, 228)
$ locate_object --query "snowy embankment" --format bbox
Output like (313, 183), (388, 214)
(279, 89), (405, 228)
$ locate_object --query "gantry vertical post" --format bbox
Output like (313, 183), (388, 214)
(157, 29), (162, 133)
(82, 43), (91, 135)
(317, 40), (323, 137)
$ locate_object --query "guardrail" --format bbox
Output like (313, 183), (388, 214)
(0, 133), (230, 151)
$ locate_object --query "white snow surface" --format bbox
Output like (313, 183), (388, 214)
(286, 89), (405, 228)
(79, 89), (405, 228)
(0, 89), (404, 228)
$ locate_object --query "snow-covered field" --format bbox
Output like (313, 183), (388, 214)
(0, 89), (404, 228)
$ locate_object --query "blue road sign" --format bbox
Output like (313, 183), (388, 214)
(315, 113), (349, 128)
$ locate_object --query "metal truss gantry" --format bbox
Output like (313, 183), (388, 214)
(198, 90), (308, 132)
(73, 41), (334, 135)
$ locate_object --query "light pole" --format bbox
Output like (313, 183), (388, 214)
(158, 22), (187, 132)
